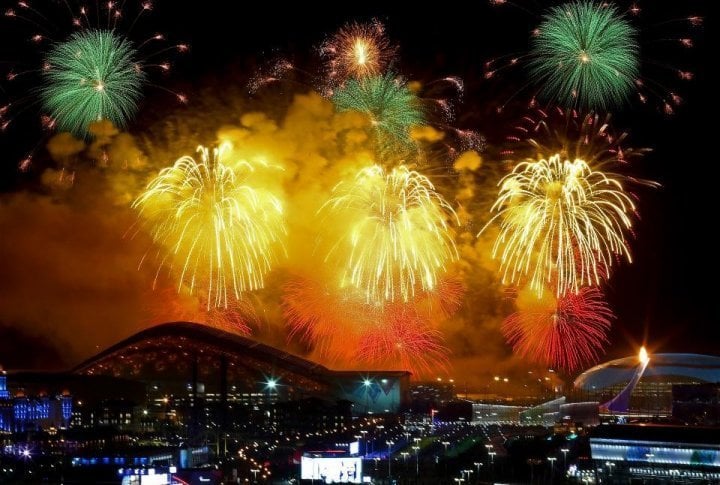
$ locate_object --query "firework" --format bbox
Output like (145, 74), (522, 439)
(528, 1), (639, 110)
(282, 277), (380, 362)
(485, 153), (637, 297)
(282, 276), (453, 375)
(133, 144), (285, 308)
(320, 20), (396, 83)
(502, 286), (613, 372)
(331, 73), (424, 154)
(41, 29), (145, 137)
(358, 308), (449, 375)
(323, 164), (458, 304)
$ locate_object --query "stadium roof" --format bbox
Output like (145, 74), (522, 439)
(72, 322), (409, 392)
(575, 353), (720, 390)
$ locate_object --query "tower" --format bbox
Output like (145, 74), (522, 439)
(0, 367), (9, 399)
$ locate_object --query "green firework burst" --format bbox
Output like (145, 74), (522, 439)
(42, 29), (145, 136)
(332, 73), (425, 153)
(529, 1), (639, 110)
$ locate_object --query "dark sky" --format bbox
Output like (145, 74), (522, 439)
(0, 1), (715, 372)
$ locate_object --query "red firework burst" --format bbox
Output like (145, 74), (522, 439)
(282, 275), (458, 376)
(358, 306), (449, 375)
(502, 286), (614, 372)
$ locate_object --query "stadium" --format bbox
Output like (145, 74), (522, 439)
(72, 322), (410, 415)
(574, 353), (720, 416)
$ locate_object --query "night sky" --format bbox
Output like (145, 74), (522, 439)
(0, 1), (715, 380)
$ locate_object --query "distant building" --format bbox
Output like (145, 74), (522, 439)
(586, 424), (720, 483)
(574, 353), (720, 416)
(672, 383), (720, 426)
(471, 403), (526, 424)
(273, 397), (352, 434)
(409, 380), (456, 413)
(0, 389), (72, 432)
(73, 322), (410, 416)
(435, 400), (473, 422)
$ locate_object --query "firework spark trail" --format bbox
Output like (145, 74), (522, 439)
(133, 144), (286, 308)
(485, 154), (636, 297)
(502, 286), (613, 372)
(529, 1), (639, 110)
(323, 164), (458, 304)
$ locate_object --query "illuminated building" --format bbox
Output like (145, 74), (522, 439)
(72, 323), (409, 418)
(409, 380), (456, 413)
(672, 383), (720, 426)
(574, 353), (720, 417)
(585, 424), (720, 483)
(0, 368), (9, 399)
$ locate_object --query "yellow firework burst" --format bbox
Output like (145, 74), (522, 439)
(323, 164), (458, 304)
(485, 154), (637, 296)
(133, 144), (285, 307)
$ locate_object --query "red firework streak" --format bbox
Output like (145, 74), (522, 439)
(502, 286), (614, 372)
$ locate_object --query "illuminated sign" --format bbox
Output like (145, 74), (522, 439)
(349, 441), (359, 455)
(301, 456), (362, 483)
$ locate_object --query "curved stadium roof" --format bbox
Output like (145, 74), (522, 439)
(574, 353), (720, 390)
(72, 322), (408, 392)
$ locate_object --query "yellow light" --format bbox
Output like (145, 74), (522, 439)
(639, 346), (649, 365)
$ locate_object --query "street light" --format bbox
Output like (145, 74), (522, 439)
(548, 457), (557, 481)
(360, 430), (368, 457)
(473, 461), (482, 483)
(250, 468), (259, 482)
(442, 441), (450, 454)
(362, 378), (372, 413)
(386, 440), (394, 477)
(561, 448), (569, 469)
(412, 446), (420, 476)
